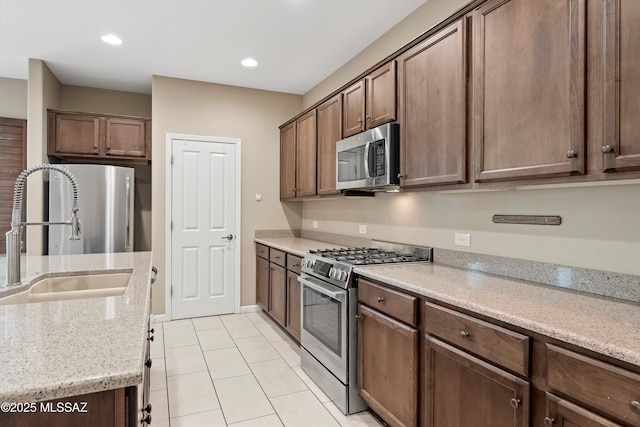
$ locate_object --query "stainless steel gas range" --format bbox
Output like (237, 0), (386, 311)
(298, 241), (433, 415)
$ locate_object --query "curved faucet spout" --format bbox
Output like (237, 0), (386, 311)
(5, 164), (81, 286)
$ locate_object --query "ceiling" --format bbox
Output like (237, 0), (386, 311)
(0, 0), (426, 95)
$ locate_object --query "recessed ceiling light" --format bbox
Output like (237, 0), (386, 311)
(241, 58), (258, 67)
(101, 34), (123, 45)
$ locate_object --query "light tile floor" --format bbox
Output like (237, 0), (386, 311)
(150, 311), (384, 427)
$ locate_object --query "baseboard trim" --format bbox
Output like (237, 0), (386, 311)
(240, 305), (260, 313)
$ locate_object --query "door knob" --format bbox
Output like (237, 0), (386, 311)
(221, 234), (234, 240)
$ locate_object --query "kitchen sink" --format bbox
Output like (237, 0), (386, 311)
(0, 272), (131, 305)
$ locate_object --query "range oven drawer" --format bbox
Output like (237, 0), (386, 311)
(358, 278), (417, 327)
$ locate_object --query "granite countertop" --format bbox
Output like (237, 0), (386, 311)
(254, 237), (339, 257)
(355, 263), (640, 367)
(0, 251), (153, 403)
(255, 236), (640, 368)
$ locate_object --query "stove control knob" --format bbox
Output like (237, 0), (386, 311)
(328, 267), (337, 279)
(340, 271), (348, 281)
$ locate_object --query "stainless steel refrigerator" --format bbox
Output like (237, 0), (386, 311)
(48, 164), (134, 254)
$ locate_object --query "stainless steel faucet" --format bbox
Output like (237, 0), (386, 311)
(4, 164), (81, 286)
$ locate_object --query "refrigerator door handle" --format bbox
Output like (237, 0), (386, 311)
(125, 176), (131, 249)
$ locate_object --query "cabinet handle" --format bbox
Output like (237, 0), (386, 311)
(149, 328), (155, 334)
(264, 267), (270, 270)
(141, 403), (152, 413)
(543, 417), (555, 426)
(460, 331), (470, 338)
(148, 335), (154, 342)
(355, 314), (362, 320)
(510, 398), (521, 409)
(631, 400), (640, 413)
(366, 115), (372, 122)
(140, 414), (152, 424)
(151, 266), (159, 284)
(602, 145), (614, 154)
(145, 359), (152, 368)
(292, 263), (300, 267)
(377, 297), (384, 302)
(291, 188), (297, 192)
(397, 173), (404, 179)
(566, 150), (577, 158)
(274, 256), (281, 259)
(357, 118), (362, 124)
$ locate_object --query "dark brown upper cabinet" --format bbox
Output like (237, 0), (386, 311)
(342, 61), (397, 138)
(600, 0), (640, 173)
(397, 18), (468, 189)
(280, 110), (317, 200)
(472, 0), (586, 183)
(316, 94), (342, 196)
(48, 109), (150, 163)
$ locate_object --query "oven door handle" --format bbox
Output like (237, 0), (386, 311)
(298, 275), (345, 301)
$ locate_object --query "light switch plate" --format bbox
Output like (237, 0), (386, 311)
(455, 232), (471, 247)
(359, 224), (367, 234)
(312, 221), (319, 229)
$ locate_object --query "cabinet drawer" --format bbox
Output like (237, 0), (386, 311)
(256, 243), (269, 259)
(424, 302), (530, 377)
(269, 248), (286, 267)
(358, 278), (417, 327)
(287, 254), (302, 274)
(546, 344), (640, 425)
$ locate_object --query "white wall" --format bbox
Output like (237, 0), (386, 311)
(302, 183), (640, 275)
(0, 77), (28, 119)
(151, 76), (303, 315)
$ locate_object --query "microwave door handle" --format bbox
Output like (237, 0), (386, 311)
(363, 141), (371, 179)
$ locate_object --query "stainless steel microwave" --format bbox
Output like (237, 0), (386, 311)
(336, 122), (399, 191)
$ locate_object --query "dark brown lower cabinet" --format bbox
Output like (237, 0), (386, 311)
(544, 393), (623, 427)
(424, 335), (530, 427)
(285, 269), (301, 341)
(256, 256), (269, 311)
(268, 263), (286, 326)
(358, 304), (419, 427)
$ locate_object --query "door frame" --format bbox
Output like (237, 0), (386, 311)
(165, 133), (242, 320)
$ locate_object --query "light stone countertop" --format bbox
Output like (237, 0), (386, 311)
(354, 262), (640, 367)
(0, 251), (153, 403)
(254, 237), (339, 257)
(255, 236), (640, 368)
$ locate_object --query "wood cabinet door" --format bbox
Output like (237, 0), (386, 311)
(398, 19), (467, 188)
(269, 263), (287, 326)
(256, 256), (269, 311)
(545, 393), (623, 427)
(280, 121), (296, 200)
(285, 269), (301, 342)
(358, 304), (418, 427)
(296, 109), (317, 197)
(366, 60), (397, 129)
(53, 113), (101, 156)
(601, 0), (640, 172)
(0, 118), (26, 254)
(105, 117), (147, 158)
(343, 80), (366, 137)
(424, 335), (530, 427)
(316, 94), (342, 195)
(473, 0), (586, 182)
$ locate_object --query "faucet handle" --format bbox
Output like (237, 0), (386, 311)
(70, 212), (81, 240)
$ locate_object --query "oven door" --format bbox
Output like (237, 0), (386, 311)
(299, 274), (348, 383)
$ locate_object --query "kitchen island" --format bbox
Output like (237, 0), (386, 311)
(0, 251), (153, 404)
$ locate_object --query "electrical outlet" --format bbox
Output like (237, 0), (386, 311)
(359, 224), (367, 234)
(454, 232), (471, 247)
(312, 221), (319, 229)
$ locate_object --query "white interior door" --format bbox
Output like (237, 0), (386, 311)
(171, 137), (238, 319)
